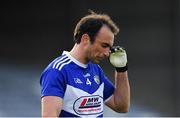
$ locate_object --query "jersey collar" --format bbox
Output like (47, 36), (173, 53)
(62, 51), (88, 68)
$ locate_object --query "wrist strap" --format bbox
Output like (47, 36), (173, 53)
(115, 64), (128, 72)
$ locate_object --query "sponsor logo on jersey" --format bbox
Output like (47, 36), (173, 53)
(73, 95), (103, 115)
(94, 75), (100, 85)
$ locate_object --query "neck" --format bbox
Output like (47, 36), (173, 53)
(70, 44), (88, 64)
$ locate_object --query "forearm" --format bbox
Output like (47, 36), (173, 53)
(113, 71), (130, 112)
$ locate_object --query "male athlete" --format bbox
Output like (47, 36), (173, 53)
(40, 11), (130, 117)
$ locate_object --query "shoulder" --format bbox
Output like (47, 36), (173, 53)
(40, 55), (74, 81)
(44, 54), (73, 72)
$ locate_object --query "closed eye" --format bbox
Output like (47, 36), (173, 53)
(101, 43), (110, 48)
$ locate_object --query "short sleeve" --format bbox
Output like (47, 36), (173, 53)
(98, 66), (115, 102)
(103, 75), (115, 102)
(40, 69), (66, 98)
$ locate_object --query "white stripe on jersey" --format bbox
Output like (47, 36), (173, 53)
(62, 51), (88, 68)
(58, 60), (72, 71)
(55, 58), (70, 69)
(53, 55), (68, 68)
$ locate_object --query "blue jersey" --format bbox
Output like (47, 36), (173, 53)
(40, 51), (115, 117)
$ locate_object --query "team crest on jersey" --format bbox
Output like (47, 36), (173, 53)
(73, 95), (103, 115)
(94, 75), (100, 85)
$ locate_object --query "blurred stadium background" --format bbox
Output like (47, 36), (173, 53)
(0, 0), (180, 117)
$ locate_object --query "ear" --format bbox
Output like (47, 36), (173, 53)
(80, 34), (90, 45)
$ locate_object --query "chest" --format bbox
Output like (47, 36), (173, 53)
(65, 68), (102, 94)
(62, 66), (104, 116)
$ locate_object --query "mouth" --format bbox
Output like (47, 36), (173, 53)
(96, 57), (104, 61)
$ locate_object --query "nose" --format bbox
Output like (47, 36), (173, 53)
(104, 48), (110, 58)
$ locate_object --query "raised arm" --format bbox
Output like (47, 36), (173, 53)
(106, 46), (130, 112)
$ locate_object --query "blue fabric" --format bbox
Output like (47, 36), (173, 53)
(40, 51), (115, 117)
